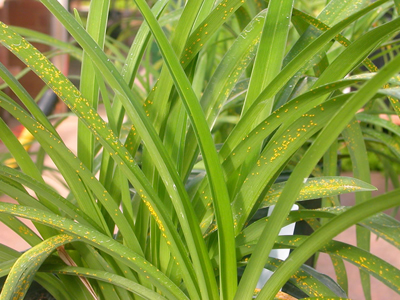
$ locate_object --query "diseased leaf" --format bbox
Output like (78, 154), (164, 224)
(1, 234), (79, 300)
(40, 265), (167, 300)
(0, 202), (189, 300)
(262, 176), (376, 208)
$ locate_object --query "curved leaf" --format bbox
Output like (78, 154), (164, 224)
(11, 26), (82, 60)
(3, 3), (218, 296)
(0, 93), (199, 293)
(259, 188), (400, 299)
(39, 265), (167, 300)
(263, 176), (376, 208)
(357, 111), (400, 138)
(262, 258), (347, 298)
(0, 202), (189, 300)
(1, 234), (79, 300)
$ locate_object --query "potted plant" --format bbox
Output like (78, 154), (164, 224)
(1, 0), (400, 299)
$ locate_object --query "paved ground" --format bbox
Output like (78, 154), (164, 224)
(1, 115), (400, 299)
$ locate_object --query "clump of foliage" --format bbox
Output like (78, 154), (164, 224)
(1, 0), (400, 299)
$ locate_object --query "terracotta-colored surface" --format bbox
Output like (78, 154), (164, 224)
(0, 0), (52, 123)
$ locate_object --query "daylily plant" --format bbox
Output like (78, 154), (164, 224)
(1, 0), (400, 299)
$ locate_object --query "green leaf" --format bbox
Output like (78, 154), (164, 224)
(249, 25), (400, 299)
(0, 25), (200, 296)
(0, 213), (43, 247)
(262, 258), (347, 298)
(363, 128), (400, 160)
(180, 0), (248, 68)
(183, 9), (266, 178)
(123, 0), (237, 297)
(11, 26), (82, 60)
(0, 116), (43, 183)
(243, 0), (294, 117)
(0, 244), (20, 261)
(77, 0), (110, 172)
(0, 64), (58, 137)
(231, 96), (348, 233)
(259, 188), (400, 299)
(201, 175), (376, 238)
(342, 118), (373, 299)
(262, 176), (376, 208)
(1, 234), (80, 300)
(275, 237), (400, 297)
(394, 0), (400, 14)
(236, 0), (395, 141)
(9, 2), (217, 296)
(39, 265), (167, 300)
(0, 202), (189, 300)
(196, 80), (386, 232)
(111, 0), (168, 135)
(0, 260), (17, 278)
(0, 165), (99, 229)
(237, 205), (400, 255)
(33, 273), (74, 300)
(357, 111), (400, 138)
(359, 212), (400, 250)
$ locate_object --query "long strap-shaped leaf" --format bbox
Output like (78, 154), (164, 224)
(0, 64), (58, 137)
(0, 93), (144, 248)
(262, 258), (347, 298)
(230, 96), (350, 233)
(39, 265), (167, 300)
(201, 176), (376, 238)
(78, 0), (109, 171)
(0, 72), (106, 230)
(253, 33), (400, 300)
(0, 165), (102, 230)
(125, 0), (237, 295)
(243, 0), (294, 117)
(183, 9), (267, 180)
(342, 119), (373, 298)
(0, 203), (189, 300)
(99, 0), (237, 298)
(0, 212), (42, 247)
(275, 235), (400, 296)
(218, 1), (393, 171)
(262, 176), (376, 208)
(137, 0), (211, 281)
(226, 16), (400, 233)
(237, 1), (294, 231)
(10, 26), (82, 60)
(0, 234), (79, 300)
(195, 79), (394, 230)
(144, 0), (208, 134)
(232, 0), (391, 149)
(0, 93), (199, 296)
(238, 235), (400, 297)
(18, 1), (223, 297)
(233, 187), (400, 299)
(291, 8), (377, 72)
(0, 116), (60, 240)
(181, 0), (248, 68)
(198, 93), (350, 232)
(112, 0), (168, 132)
(196, 85), (400, 234)
(236, 206), (400, 253)
(0, 15), (202, 299)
